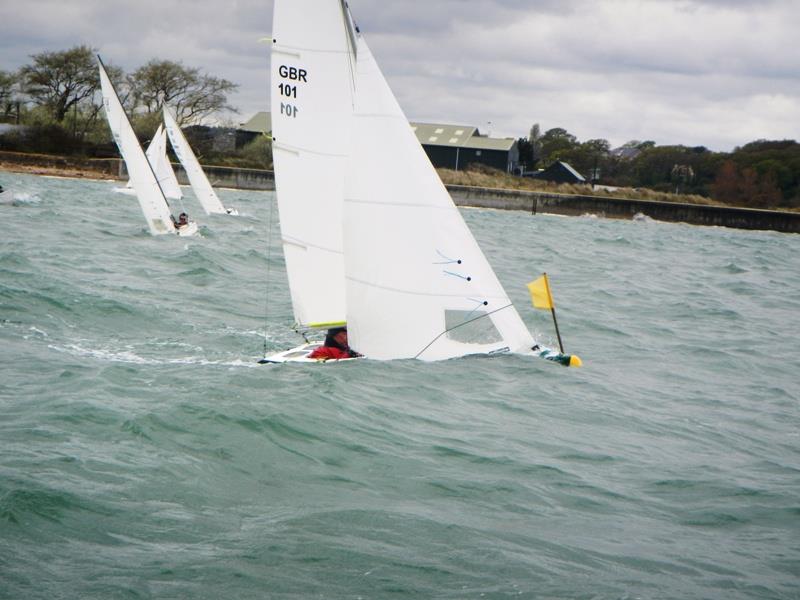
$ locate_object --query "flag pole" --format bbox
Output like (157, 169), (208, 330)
(543, 273), (564, 354)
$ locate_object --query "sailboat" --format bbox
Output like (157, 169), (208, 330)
(163, 106), (239, 216)
(97, 55), (198, 236)
(263, 0), (580, 365)
(115, 124), (183, 200)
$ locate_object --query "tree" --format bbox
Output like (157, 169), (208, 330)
(129, 60), (238, 125)
(710, 160), (782, 208)
(540, 127), (578, 165)
(20, 45), (99, 122)
(529, 123), (542, 165)
(0, 70), (18, 119)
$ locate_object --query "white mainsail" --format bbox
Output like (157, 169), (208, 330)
(127, 124), (182, 200)
(97, 56), (177, 236)
(342, 39), (536, 361)
(163, 106), (232, 215)
(270, 0), (357, 329)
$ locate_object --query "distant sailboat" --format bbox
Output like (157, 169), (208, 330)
(262, 0), (580, 365)
(163, 106), (238, 216)
(97, 55), (198, 236)
(117, 124), (182, 200)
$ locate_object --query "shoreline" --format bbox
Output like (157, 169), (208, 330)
(2, 151), (798, 233)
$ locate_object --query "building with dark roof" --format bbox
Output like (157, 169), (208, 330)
(238, 112), (519, 173)
(525, 161), (586, 184)
(411, 122), (519, 173)
(237, 112), (272, 148)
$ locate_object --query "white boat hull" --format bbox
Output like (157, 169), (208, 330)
(259, 342), (579, 366)
(175, 221), (199, 237)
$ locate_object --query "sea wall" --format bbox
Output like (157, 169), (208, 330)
(447, 185), (800, 234)
(172, 164), (276, 191)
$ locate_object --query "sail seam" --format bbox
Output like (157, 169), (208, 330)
(274, 143), (348, 159)
(344, 198), (459, 210)
(283, 237), (344, 255)
(346, 275), (510, 300)
(274, 47), (351, 56)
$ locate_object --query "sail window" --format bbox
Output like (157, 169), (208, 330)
(444, 310), (502, 345)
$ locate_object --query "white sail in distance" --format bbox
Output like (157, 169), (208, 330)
(127, 124), (182, 200)
(270, 0), (357, 329)
(97, 56), (176, 236)
(163, 106), (232, 215)
(342, 38), (536, 361)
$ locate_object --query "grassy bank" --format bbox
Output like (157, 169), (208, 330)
(437, 167), (724, 206)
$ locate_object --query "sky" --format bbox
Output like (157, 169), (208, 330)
(1, 0), (797, 152)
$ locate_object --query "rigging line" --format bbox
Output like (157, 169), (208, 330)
(262, 191), (276, 358)
(413, 303), (513, 360)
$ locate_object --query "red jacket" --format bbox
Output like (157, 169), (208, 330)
(308, 345), (353, 360)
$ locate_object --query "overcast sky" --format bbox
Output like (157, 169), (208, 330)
(2, 0), (797, 151)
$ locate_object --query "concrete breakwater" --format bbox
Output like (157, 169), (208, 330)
(447, 185), (800, 234)
(168, 164), (800, 234)
(1, 151), (797, 233)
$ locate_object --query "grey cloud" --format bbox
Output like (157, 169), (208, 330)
(1, 0), (797, 150)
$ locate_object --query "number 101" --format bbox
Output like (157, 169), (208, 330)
(278, 83), (297, 98)
(281, 103), (298, 118)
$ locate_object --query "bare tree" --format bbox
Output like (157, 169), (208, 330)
(20, 45), (99, 122)
(129, 60), (238, 125)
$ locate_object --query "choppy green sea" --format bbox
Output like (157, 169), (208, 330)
(1, 170), (799, 599)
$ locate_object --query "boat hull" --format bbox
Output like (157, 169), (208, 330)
(175, 221), (199, 237)
(259, 343), (579, 366)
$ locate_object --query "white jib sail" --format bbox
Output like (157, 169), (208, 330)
(270, 0), (357, 329)
(343, 39), (536, 361)
(97, 57), (175, 235)
(163, 106), (228, 215)
(127, 124), (182, 200)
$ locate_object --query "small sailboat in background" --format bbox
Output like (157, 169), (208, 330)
(262, 0), (580, 366)
(163, 106), (238, 216)
(115, 124), (182, 200)
(97, 55), (198, 236)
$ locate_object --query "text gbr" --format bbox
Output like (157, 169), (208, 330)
(277, 65), (307, 118)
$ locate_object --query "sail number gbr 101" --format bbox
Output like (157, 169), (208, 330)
(277, 65), (307, 119)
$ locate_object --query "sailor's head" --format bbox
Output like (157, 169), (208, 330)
(327, 327), (348, 347)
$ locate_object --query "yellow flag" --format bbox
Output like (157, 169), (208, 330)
(527, 274), (553, 310)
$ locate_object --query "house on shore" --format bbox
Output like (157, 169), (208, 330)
(524, 160), (586, 184)
(237, 112), (272, 148)
(411, 122), (519, 173)
(237, 112), (518, 173)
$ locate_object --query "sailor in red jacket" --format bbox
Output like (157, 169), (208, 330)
(308, 327), (360, 360)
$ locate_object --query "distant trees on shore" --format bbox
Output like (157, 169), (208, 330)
(2, 46), (798, 207)
(0, 45), (269, 168)
(517, 126), (799, 209)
